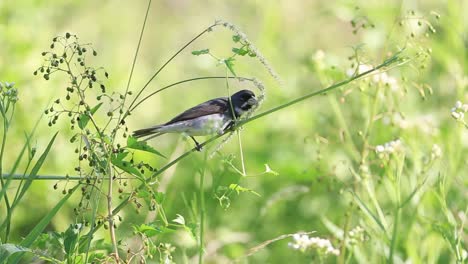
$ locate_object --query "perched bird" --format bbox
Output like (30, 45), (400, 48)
(133, 89), (257, 150)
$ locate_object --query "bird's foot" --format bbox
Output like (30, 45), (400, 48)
(195, 143), (203, 152)
(190, 136), (203, 152)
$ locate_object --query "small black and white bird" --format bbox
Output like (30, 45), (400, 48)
(133, 89), (257, 150)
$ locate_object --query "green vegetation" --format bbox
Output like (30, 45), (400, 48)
(0, 0), (467, 263)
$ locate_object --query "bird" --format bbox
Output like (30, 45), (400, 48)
(133, 89), (257, 150)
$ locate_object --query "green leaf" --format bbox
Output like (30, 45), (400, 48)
(0, 244), (31, 261)
(224, 58), (237, 76)
(111, 151), (144, 179)
(232, 35), (241, 42)
(229, 184), (260, 197)
(136, 190), (150, 199)
(153, 191), (165, 204)
(133, 224), (169, 237)
(9, 185), (79, 264)
(63, 224), (81, 255)
(78, 103), (102, 129)
(350, 190), (387, 233)
(232, 47), (249, 56)
(0, 139), (30, 209)
(186, 223), (198, 239)
(11, 132), (58, 209)
(191, 49), (210, 56)
(126, 136), (166, 158)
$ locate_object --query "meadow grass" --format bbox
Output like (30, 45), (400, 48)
(0, 0), (467, 263)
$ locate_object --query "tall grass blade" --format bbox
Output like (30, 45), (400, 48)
(8, 184), (79, 263)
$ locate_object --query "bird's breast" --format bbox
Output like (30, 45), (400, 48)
(158, 113), (231, 136)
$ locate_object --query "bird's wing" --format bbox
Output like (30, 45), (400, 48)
(165, 97), (229, 125)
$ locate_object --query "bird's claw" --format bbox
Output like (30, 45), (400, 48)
(195, 143), (203, 152)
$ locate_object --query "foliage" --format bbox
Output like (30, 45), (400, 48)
(0, 1), (467, 264)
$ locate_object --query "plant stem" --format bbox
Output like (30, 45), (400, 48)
(199, 151), (208, 264)
(107, 164), (120, 262)
(90, 52), (406, 235)
(388, 206), (399, 264)
(238, 52), (403, 128)
(114, 0), (152, 139)
(126, 22), (220, 113)
(130, 76), (252, 112)
(0, 100), (12, 242)
(1, 174), (132, 180)
(338, 207), (353, 264)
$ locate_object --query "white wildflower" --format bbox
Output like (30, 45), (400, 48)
(462, 104), (468, 112)
(289, 233), (340, 256)
(375, 145), (385, 153)
(313, 49), (325, 61)
(431, 144), (442, 159)
(375, 139), (403, 158)
(451, 100), (467, 122)
(451, 111), (463, 120)
(347, 226), (367, 245)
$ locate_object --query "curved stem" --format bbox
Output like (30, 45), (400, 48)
(129, 76), (252, 112)
(198, 150), (208, 264)
(107, 164), (120, 262)
(116, 0), (152, 135)
(126, 22), (219, 112)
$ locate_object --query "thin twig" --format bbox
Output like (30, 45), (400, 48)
(124, 22), (220, 117)
(233, 231), (316, 262)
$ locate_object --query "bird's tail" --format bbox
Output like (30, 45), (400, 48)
(132, 125), (164, 138)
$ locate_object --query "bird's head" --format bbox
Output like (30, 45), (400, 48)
(229, 89), (257, 117)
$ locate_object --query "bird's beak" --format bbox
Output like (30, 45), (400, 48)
(247, 97), (258, 106)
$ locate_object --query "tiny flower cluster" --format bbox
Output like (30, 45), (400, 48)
(0, 82), (19, 103)
(288, 234), (340, 256)
(347, 226), (367, 245)
(450, 100), (468, 121)
(431, 144), (442, 160)
(375, 139), (403, 158)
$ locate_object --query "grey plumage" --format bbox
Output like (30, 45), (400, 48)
(133, 90), (257, 142)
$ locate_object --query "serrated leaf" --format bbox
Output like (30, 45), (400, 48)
(229, 184), (260, 197)
(224, 58), (237, 76)
(232, 47), (249, 56)
(126, 136), (166, 158)
(78, 103), (102, 129)
(191, 49), (210, 56)
(111, 152), (143, 179)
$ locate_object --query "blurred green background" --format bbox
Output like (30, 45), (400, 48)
(1, 0), (467, 263)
